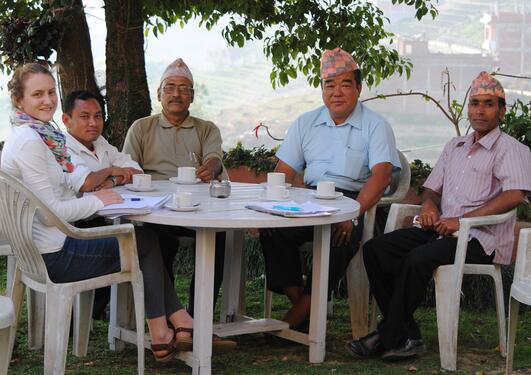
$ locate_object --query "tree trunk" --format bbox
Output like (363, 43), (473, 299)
(104, 0), (151, 149)
(53, 0), (102, 109)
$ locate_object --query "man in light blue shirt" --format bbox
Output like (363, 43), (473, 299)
(260, 48), (401, 330)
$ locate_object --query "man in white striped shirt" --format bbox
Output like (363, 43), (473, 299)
(347, 72), (531, 361)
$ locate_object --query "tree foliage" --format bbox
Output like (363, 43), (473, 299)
(142, 0), (438, 88)
(1, 0), (438, 86)
(0, 1), (63, 74)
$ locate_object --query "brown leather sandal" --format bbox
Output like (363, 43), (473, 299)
(174, 327), (236, 354)
(151, 332), (178, 362)
(174, 327), (194, 352)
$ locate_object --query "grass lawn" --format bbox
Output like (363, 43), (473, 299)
(1, 257), (531, 375)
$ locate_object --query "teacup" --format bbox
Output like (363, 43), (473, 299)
(173, 192), (193, 208)
(267, 172), (285, 187)
(266, 185), (289, 200)
(178, 167), (197, 183)
(132, 174), (152, 188)
(317, 181), (335, 196)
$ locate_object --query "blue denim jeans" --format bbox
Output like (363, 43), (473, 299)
(42, 228), (183, 319)
(43, 237), (120, 283)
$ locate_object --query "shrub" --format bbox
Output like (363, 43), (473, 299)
(223, 142), (278, 176)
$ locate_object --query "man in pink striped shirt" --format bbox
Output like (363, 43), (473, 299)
(346, 72), (531, 361)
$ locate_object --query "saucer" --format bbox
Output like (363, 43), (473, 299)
(125, 184), (157, 192)
(169, 177), (201, 185)
(311, 191), (344, 200)
(260, 182), (292, 189)
(164, 202), (200, 212)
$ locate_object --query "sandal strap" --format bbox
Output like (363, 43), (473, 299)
(151, 336), (176, 351)
(175, 327), (194, 336)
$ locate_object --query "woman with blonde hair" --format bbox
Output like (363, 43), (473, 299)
(1, 62), (233, 361)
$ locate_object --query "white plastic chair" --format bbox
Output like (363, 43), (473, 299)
(0, 169), (145, 375)
(261, 150), (411, 336)
(506, 227), (531, 375)
(0, 295), (14, 375)
(384, 203), (515, 371)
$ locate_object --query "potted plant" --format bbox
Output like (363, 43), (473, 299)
(402, 159), (433, 205)
(223, 142), (279, 183)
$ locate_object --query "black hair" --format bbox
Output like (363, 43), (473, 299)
(63, 90), (101, 116)
(498, 97), (506, 108)
(320, 68), (363, 87)
(353, 69), (362, 86)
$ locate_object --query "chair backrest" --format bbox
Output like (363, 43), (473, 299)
(0, 169), (77, 284)
(514, 228), (531, 283)
(381, 150), (411, 204)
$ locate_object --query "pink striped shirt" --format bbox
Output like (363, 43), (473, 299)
(424, 127), (531, 264)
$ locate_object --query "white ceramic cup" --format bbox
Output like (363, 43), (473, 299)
(267, 172), (285, 187)
(178, 167), (197, 182)
(266, 185), (289, 200)
(132, 174), (152, 187)
(317, 181), (335, 196)
(173, 192), (193, 208)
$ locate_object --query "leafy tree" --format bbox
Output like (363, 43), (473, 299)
(0, 0), (438, 147)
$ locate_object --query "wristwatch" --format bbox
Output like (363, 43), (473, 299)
(110, 176), (118, 187)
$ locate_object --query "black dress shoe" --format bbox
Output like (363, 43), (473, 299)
(381, 338), (426, 361)
(345, 330), (383, 358)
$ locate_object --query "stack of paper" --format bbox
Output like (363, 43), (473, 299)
(245, 201), (340, 218)
(97, 194), (171, 217)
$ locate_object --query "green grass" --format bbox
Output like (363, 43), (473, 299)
(2, 258), (531, 374)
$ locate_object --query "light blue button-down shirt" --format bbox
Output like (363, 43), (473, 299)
(277, 102), (400, 192)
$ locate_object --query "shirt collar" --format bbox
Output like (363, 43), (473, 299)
(464, 127), (501, 150)
(159, 112), (195, 129)
(314, 102), (363, 129)
(66, 132), (100, 155)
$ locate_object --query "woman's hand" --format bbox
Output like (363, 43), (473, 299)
(94, 189), (123, 206)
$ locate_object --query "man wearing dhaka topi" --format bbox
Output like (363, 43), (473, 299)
(347, 72), (531, 361)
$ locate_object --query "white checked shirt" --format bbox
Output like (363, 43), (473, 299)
(423, 127), (531, 264)
(66, 133), (141, 173)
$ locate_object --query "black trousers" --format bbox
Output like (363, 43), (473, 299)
(363, 227), (494, 350)
(149, 224), (225, 317)
(260, 186), (388, 299)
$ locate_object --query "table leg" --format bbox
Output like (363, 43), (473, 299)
(308, 224), (331, 363)
(220, 230), (245, 323)
(192, 228), (216, 375)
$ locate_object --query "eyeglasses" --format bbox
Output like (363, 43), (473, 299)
(161, 85), (194, 95)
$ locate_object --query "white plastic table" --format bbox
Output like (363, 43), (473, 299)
(109, 181), (359, 375)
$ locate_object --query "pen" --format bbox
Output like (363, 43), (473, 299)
(272, 205), (302, 211)
(127, 198), (142, 201)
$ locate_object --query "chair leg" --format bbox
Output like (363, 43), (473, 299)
(0, 327), (10, 375)
(327, 298), (333, 317)
(27, 288), (46, 350)
(5, 256), (15, 297)
(44, 288), (73, 375)
(346, 250), (369, 339)
(491, 268), (506, 357)
(131, 280), (145, 375)
(8, 268), (24, 365)
(434, 269), (458, 372)
(369, 296), (379, 331)
(263, 280), (272, 319)
(505, 297), (520, 375)
(72, 290), (95, 357)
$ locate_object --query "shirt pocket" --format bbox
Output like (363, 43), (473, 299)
(344, 147), (367, 180)
(464, 164), (493, 202)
